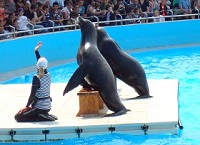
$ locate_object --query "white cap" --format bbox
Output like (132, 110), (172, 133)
(36, 57), (48, 69)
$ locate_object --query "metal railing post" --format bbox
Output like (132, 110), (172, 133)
(28, 22), (34, 35)
(169, 9), (174, 21)
(195, 8), (199, 19)
(70, 18), (77, 29)
(116, 14), (123, 25)
(8, 25), (16, 38)
(93, 16), (99, 23)
(49, 20), (54, 32)
(142, 12), (148, 23)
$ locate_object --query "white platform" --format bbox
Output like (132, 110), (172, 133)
(0, 79), (180, 141)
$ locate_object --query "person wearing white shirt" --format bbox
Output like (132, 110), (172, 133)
(17, 8), (32, 36)
(62, 0), (73, 20)
(153, 9), (165, 22)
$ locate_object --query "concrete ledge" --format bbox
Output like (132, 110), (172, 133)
(0, 79), (180, 141)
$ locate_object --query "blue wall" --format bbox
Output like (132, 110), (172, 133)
(0, 20), (200, 73)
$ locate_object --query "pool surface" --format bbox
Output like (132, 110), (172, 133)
(1, 45), (200, 144)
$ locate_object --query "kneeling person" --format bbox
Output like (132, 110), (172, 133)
(14, 42), (57, 122)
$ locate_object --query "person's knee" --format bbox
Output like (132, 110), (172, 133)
(14, 113), (20, 122)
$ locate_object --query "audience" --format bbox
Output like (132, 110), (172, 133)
(0, 0), (199, 40)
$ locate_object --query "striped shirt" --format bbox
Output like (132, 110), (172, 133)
(35, 73), (51, 110)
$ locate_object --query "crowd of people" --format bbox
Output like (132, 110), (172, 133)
(0, 0), (199, 40)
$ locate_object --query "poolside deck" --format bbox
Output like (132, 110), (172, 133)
(0, 79), (180, 141)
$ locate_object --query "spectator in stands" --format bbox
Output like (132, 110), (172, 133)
(94, 1), (103, 17)
(159, 0), (172, 20)
(125, 8), (135, 24)
(91, 0), (96, 9)
(77, 0), (85, 16)
(100, 0), (109, 10)
(15, 0), (25, 13)
(4, 0), (16, 17)
(24, 3), (47, 34)
(5, 12), (18, 37)
(148, 0), (159, 17)
(139, 0), (150, 16)
(73, 3), (81, 15)
(62, 0), (73, 24)
(86, 4), (98, 22)
(5, 20), (17, 38)
(83, 0), (92, 10)
(50, 1), (64, 31)
(65, 10), (79, 30)
(70, 10), (79, 20)
(36, 2), (44, 19)
(6, 12), (17, 27)
(178, 0), (194, 19)
(0, 18), (12, 40)
(24, 0), (31, 11)
(31, 0), (38, 5)
(86, 4), (94, 17)
(34, 2), (48, 28)
(153, 9), (165, 22)
(17, 8), (32, 36)
(172, 0), (179, 9)
(133, 7), (143, 23)
(0, 0), (5, 21)
(41, 5), (53, 28)
(129, 0), (142, 14)
(100, 4), (116, 26)
(108, 0), (115, 9)
(50, 0), (64, 9)
(114, 4), (123, 25)
(115, 0), (126, 18)
(6, 12), (17, 26)
(193, 0), (200, 18)
(38, 0), (49, 5)
(166, 0), (172, 8)
(123, 0), (132, 13)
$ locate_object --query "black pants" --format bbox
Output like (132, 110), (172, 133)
(15, 107), (50, 122)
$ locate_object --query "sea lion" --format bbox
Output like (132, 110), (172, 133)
(63, 16), (130, 116)
(96, 27), (151, 99)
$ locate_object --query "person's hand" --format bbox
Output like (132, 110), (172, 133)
(35, 42), (42, 51)
(59, 19), (63, 23)
(102, 10), (107, 15)
(18, 106), (32, 114)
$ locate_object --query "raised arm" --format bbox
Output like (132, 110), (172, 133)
(34, 42), (42, 60)
(34, 42), (48, 73)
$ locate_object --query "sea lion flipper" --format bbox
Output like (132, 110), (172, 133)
(103, 109), (131, 117)
(63, 65), (87, 96)
(123, 95), (153, 100)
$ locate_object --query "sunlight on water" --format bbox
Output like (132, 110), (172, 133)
(1, 46), (200, 144)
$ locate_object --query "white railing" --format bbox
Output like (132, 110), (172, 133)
(0, 10), (199, 41)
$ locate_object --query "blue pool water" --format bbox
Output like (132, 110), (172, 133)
(1, 45), (200, 144)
